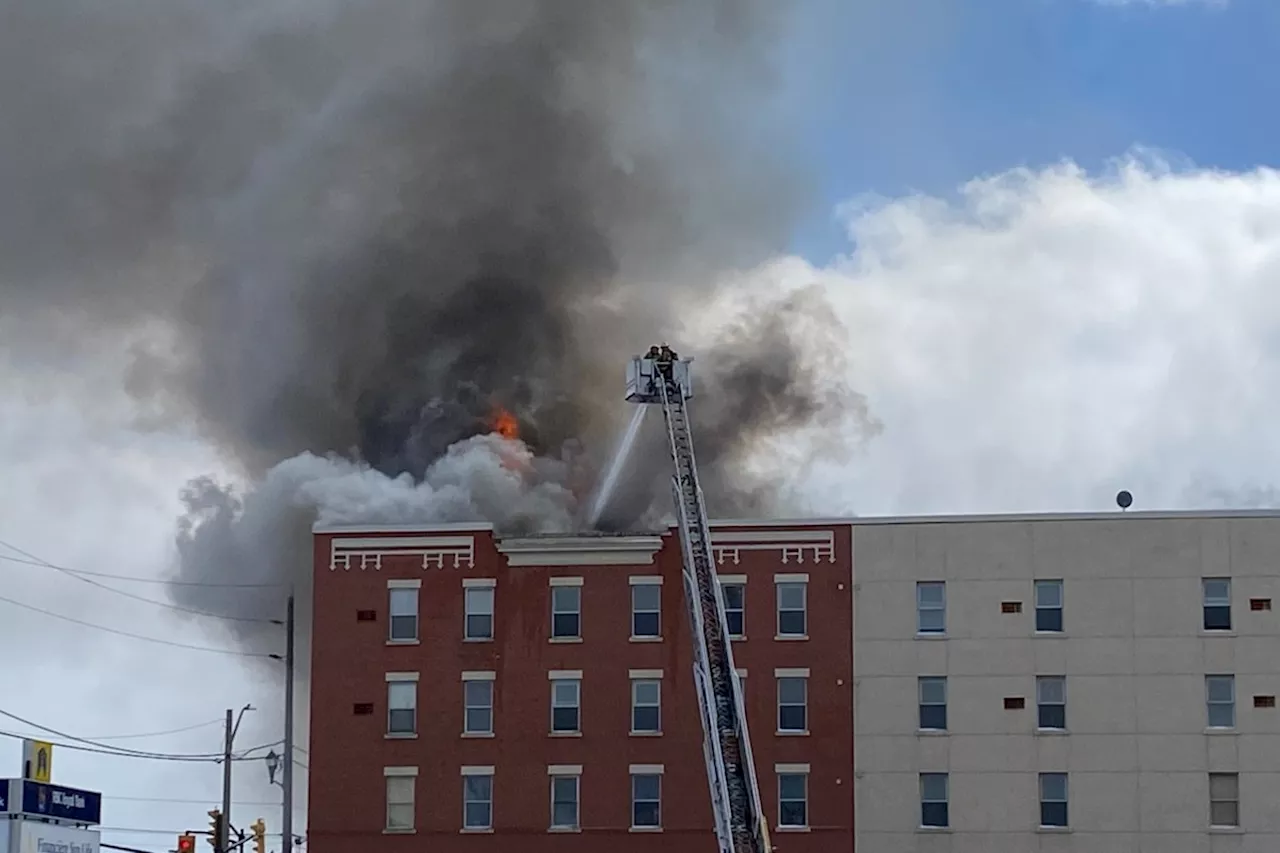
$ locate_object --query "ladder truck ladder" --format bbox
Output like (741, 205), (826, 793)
(625, 348), (772, 853)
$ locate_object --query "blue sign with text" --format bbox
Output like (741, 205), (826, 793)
(0, 782), (6, 811)
(18, 781), (101, 824)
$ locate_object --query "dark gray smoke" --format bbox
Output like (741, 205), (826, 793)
(0, 1), (877, 651)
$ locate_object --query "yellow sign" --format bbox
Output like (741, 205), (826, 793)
(22, 739), (52, 783)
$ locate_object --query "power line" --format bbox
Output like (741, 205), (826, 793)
(0, 541), (281, 623)
(0, 708), (222, 759)
(108, 795), (279, 807)
(0, 729), (220, 762)
(88, 719), (224, 741)
(0, 590), (277, 658)
(0, 552), (287, 588)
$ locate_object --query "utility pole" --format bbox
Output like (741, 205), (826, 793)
(221, 709), (233, 853)
(282, 593), (295, 851)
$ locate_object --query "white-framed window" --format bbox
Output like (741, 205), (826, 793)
(462, 672), (494, 736)
(1207, 674), (1236, 728)
(630, 673), (661, 734)
(461, 766), (493, 831)
(549, 768), (581, 830)
(630, 578), (662, 639)
(384, 767), (416, 831)
(386, 673), (418, 736)
(776, 669), (808, 733)
(1036, 676), (1066, 730)
(1039, 772), (1068, 828)
(550, 579), (582, 639)
(1209, 772), (1239, 828)
(464, 579), (495, 641)
(388, 582), (419, 642)
(1203, 578), (1231, 631)
(550, 672), (582, 733)
(920, 773), (948, 828)
(630, 765), (663, 829)
(918, 677), (947, 731)
(720, 578), (746, 638)
(917, 581), (945, 634)
(775, 575), (807, 637)
(776, 764), (809, 829)
(1035, 580), (1064, 633)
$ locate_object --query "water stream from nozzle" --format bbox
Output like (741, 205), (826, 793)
(587, 404), (648, 528)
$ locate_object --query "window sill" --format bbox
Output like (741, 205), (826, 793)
(729, 634), (746, 641)
(463, 637), (494, 643)
(549, 637), (583, 644)
(549, 731), (583, 738)
(460, 828), (493, 834)
(1035, 728), (1068, 736)
(386, 639), (420, 646)
(1209, 826), (1243, 834)
(1036, 826), (1070, 833)
(548, 826), (581, 834)
(915, 632), (947, 640)
(775, 634), (809, 641)
(630, 731), (663, 737)
(916, 729), (948, 736)
(776, 730), (810, 737)
(775, 826), (810, 833)
(917, 826), (950, 833)
(630, 826), (662, 833)
(629, 636), (663, 643)
(1033, 631), (1066, 638)
(385, 732), (418, 740)
(383, 829), (416, 835)
(1199, 630), (1236, 638)
(461, 732), (495, 739)
(1205, 727), (1237, 735)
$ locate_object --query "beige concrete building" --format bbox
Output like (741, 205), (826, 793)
(852, 510), (1280, 853)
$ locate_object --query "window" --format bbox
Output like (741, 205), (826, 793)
(917, 582), (945, 634)
(777, 770), (808, 828)
(550, 773), (580, 830)
(1037, 676), (1066, 730)
(550, 675), (581, 733)
(631, 581), (661, 638)
(1204, 578), (1231, 631)
(722, 582), (745, 637)
(1039, 773), (1068, 828)
(388, 586), (418, 641)
(776, 578), (807, 637)
(631, 677), (661, 734)
(464, 584), (495, 640)
(1207, 675), (1236, 728)
(1209, 773), (1239, 827)
(462, 769), (493, 831)
(385, 772), (415, 831)
(777, 673), (808, 733)
(920, 773), (948, 828)
(918, 677), (947, 731)
(463, 674), (494, 736)
(387, 678), (417, 735)
(631, 770), (662, 829)
(551, 583), (581, 639)
(1035, 580), (1063, 632)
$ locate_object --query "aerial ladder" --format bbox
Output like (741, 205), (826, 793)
(625, 345), (773, 853)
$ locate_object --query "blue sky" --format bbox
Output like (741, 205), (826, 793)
(784, 0), (1280, 262)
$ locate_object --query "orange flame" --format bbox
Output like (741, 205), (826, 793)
(491, 406), (519, 440)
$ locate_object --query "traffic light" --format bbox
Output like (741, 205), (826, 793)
(207, 809), (223, 851)
(177, 834), (196, 853)
(250, 818), (266, 853)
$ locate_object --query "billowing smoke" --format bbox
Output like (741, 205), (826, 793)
(0, 1), (876, 652)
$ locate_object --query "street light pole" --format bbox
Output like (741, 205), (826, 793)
(220, 709), (233, 853)
(282, 593), (295, 850)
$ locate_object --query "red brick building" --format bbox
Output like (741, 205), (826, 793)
(307, 520), (854, 853)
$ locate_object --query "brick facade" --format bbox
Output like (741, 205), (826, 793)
(307, 521), (854, 853)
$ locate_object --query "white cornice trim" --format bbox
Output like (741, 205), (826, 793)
(498, 536), (664, 567)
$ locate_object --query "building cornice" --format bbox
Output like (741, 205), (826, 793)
(497, 536), (665, 567)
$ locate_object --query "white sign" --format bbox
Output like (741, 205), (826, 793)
(16, 821), (99, 853)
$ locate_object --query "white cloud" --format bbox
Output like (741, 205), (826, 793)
(751, 153), (1280, 516)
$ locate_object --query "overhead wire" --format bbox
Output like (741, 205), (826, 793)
(0, 590), (277, 657)
(0, 539), (282, 623)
